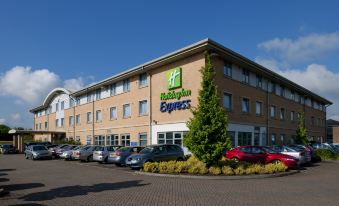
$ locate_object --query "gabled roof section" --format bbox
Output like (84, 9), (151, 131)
(30, 88), (71, 113)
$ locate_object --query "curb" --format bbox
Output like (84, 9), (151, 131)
(134, 170), (300, 180)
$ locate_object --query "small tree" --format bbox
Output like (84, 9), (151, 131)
(295, 112), (309, 144)
(184, 52), (231, 166)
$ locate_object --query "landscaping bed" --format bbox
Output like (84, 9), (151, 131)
(142, 156), (289, 176)
(315, 149), (339, 161)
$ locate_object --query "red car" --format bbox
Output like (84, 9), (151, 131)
(225, 146), (299, 169)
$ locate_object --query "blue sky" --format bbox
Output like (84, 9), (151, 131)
(1, 0), (339, 128)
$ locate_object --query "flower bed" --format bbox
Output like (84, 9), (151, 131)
(142, 156), (288, 176)
(315, 149), (339, 161)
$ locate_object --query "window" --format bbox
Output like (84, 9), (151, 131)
(106, 134), (119, 145)
(76, 97), (80, 106)
(290, 111), (295, 121)
(87, 92), (94, 103)
(256, 75), (262, 88)
(317, 118), (320, 126)
(86, 136), (92, 145)
(110, 107), (117, 120)
(311, 116), (315, 126)
(75, 136), (80, 142)
(94, 135), (105, 146)
(110, 83), (116, 96)
(223, 61), (232, 77)
(87, 112), (92, 123)
(271, 82), (276, 93)
(280, 134), (285, 145)
(121, 134), (130, 146)
(139, 73), (148, 87)
(242, 98), (250, 113)
(61, 118), (64, 127)
(271, 134), (276, 145)
(55, 119), (59, 127)
(280, 108), (285, 120)
(61, 101), (64, 110)
(227, 131), (236, 148)
(76, 114), (81, 125)
(95, 89), (101, 100)
(139, 133), (147, 146)
(254, 127), (260, 146)
(69, 116), (74, 126)
(139, 100), (148, 116)
(45, 122), (48, 129)
(255, 101), (262, 116)
(297, 112), (301, 120)
(56, 103), (59, 112)
(96, 110), (102, 122)
(270, 106), (276, 118)
(69, 99), (75, 108)
(223, 93), (232, 110)
(123, 104), (131, 118)
(238, 132), (252, 146)
(290, 91), (295, 101)
(157, 132), (184, 147)
(123, 79), (130, 92)
(39, 123), (42, 129)
(280, 86), (285, 97)
(35, 124), (38, 130)
(243, 69), (249, 84)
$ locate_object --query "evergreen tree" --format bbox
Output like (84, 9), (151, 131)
(184, 52), (231, 166)
(295, 112), (309, 144)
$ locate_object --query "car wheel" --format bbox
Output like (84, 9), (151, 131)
(104, 157), (108, 164)
(271, 160), (281, 164)
(87, 155), (93, 162)
(115, 163), (122, 167)
(231, 157), (239, 163)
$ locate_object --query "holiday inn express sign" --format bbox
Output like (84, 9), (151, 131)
(160, 67), (192, 113)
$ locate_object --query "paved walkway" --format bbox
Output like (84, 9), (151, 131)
(1, 154), (339, 206)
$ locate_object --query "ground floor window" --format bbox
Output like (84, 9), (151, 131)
(121, 134), (130, 146)
(139, 133), (147, 146)
(106, 134), (119, 145)
(238, 132), (252, 146)
(86, 136), (92, 145)
(157, 132), (185, 147)
(75, 136), (80, 142)
(227, 131), (236, 148)
(271, 134), (276, 145)
(94, 135), (105, 145)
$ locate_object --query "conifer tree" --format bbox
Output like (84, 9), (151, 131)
(184, 52), (231, 166)
(295, 112), (309, 144)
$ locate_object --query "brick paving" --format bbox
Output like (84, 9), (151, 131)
(1, 154), (339, 206)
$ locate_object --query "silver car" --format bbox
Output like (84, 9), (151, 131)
(60, 145), (83, 160)
(93, 145), (122, 163)
(272, 145), (307, 164)
(79, 145), (100, 162)
(108, 146), (144, 166)
(24, 145), (52, 160)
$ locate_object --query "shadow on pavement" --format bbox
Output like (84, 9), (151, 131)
(0, 169), (16, 172)
(3, 183), (45, 192)
(9, 204), (46, 206)
(19, 180), (150, 201)
(0, 173), (8, 176)
(0, 178), (9, 182)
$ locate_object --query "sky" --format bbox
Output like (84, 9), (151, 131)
(1, 0), (339, 128)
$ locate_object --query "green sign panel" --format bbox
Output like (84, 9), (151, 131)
(166, 67), (182, 90)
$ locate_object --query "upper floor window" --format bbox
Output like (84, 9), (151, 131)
(123, 79), (130, 92)
(270, 106), (276, 118)
(290, 91), (295, 101)
(69, 99), (75, 108)
(256, 101), (262, 116)
(76, 114), (81, 125)
(69, 116), (74, 126)
(123, 104), (131, 118)
(242, 69), (249, 84)
(290, 111), (295, 121)
(242, 98), (250, 113)
(224, 61), (232, 77)
(95, 89), (101, 100)
(139, 73), (148, 87)
(45, 122), (48, 129)
(96, 110), (102, 122)
(111, 83), (116, 96)
(61, 101), (64, 110)
(56, 103), (59, 112)
(76, 97), (80, 106)
(55, 119), (59, 127)
(110, 107), (117, 120)
(139, 100), (148, 116)
(61, 118), (64, 127)
(87, 112), (92, 123)
(280, 86), (285, 97)
(223, 93), (232, 111)
(87, 92), (94, 103)
(256, 75), (262, 89)
(280, 108), (285, 120)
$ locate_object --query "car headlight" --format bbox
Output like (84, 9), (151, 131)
(32, 152), (38, 156)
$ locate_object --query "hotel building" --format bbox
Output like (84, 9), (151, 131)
(29, 39), (332, 149)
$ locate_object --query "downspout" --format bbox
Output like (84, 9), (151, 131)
(325, 105), (329, 143)
(148, 70), (152, 146)
(92, 92), (95, 144)
(266, 81), (270, 146)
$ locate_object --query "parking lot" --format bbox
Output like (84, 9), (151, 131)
(1, 154), (339, 206)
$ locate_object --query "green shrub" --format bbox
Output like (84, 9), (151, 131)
(143, 162), (159, 173)
(315, 149), (336, 161)
(221, 166), (234, 175)
(245, 164), (266, 175)
(209, 166), (222, 175)
(234, 165), (246, 175)
(158, 161), (177, 174)
(175, 161), (190, 173)
(264, 163), (287, 174)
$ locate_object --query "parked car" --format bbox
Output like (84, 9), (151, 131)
(331, 144), (339, 153)
(60, 145), (83, 160)
(46, 144), (59, 149)
(56, 145), (78, 158)
(49, 144), (70, 158)
(93, 145), (123, 163)
(24, 142), (50, 149)
(0, 144), (18, 154)
(72, 145), (91, 160)
(225, 146), (299, 169)
(289, 145), (312, 163)
(271, 145), (307, 164)
(79, 145), (101, 162)
(24, 145), (52, 160)
(125, 144), (185, 169)
(108, 146), (144, 166)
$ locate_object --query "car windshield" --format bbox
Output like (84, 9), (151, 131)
(2, 145), (11, 148)
(73, 146), (82, 150)
(139, 147), (154, 154)
(262, 147), (277, 154)
(33, 146), (47, 151)
(116, 147), (130, 153)
(94, 146), (104, 151)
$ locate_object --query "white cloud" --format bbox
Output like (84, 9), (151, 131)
(63, 77), (84, 91)
(258, 32), (339, 62)
(10, 113), (21, 121)
(0, 118), (6, 124)
(0, 66), (60, 104)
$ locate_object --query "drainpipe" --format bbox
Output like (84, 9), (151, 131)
(325, 105), (329, 143)
(266, 81), (270, 146)
(148, 71), (152, 146)
(92, 93), (95, 144)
